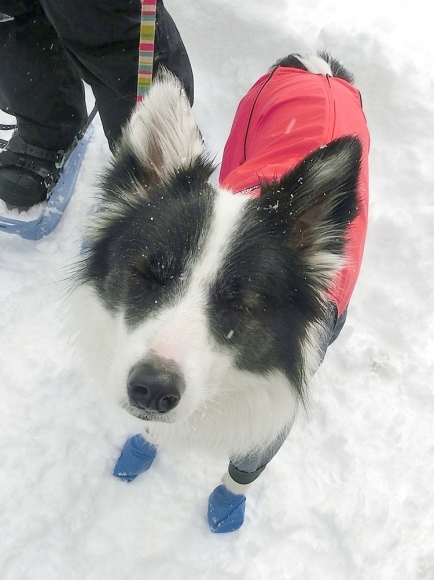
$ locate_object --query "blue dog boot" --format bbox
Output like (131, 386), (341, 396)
(113, 434), (157, 482)
(207, 484), (246, 533)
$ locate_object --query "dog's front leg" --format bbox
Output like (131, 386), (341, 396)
(207, 428), (291, 533)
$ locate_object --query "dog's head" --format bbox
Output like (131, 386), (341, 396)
(74, 70), (361, 445)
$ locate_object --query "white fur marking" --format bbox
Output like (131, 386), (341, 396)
(124, 70), (203, 180)
(295, 54), (333, 76)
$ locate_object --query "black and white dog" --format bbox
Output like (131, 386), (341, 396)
(70, 53), (369, 532)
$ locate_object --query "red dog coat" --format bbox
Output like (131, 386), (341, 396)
(219, 66), (370, 318)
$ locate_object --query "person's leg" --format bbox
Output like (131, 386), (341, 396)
(0, 2), (87, 207)
(40, 0), (194, 149)
(0, 3), (86, 149)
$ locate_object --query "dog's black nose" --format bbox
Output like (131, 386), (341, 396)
(127, 359), (185, 414)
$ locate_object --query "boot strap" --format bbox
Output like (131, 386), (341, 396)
(5, 135), (66, 167)
(0, 135), (78, 186)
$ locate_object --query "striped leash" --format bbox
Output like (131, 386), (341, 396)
(137, 0), (157, 102)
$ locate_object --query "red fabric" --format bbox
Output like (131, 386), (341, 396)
(219, 67), (370, 317)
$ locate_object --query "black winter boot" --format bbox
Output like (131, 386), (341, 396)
(0, 134), (75, 210)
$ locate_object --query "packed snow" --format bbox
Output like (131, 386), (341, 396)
(1, 0), (433, 578)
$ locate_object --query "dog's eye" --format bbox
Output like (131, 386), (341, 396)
(128, 257), (165, 287)
(227, 299), (245, 313)
(220, 288), (243, 311)
(222, 288), (263, 313)
(227, 288), (267, 313)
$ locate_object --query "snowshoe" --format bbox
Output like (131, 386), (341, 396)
(0, 107), (96, 240)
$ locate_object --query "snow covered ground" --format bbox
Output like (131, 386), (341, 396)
(1, 0), (433, 578)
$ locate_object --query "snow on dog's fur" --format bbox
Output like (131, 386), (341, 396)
(69, 54), (365, 490)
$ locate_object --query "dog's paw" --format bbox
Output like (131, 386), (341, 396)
(207, 484), (246, 533)
(113, 434), (157, 482)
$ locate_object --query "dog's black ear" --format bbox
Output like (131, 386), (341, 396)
(116, 68), (206, 186)
(257, 136), (362, 278)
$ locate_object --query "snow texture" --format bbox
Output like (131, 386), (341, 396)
(1, 0), (433, 578)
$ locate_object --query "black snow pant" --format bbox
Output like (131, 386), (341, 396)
(0, 0), (193, 150)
